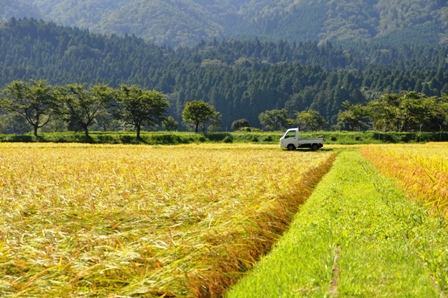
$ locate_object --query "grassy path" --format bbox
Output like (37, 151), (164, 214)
(226, 149), (448, 297)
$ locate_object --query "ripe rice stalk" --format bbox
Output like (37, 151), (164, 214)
(0, 143), (336, 297)
(360, 144), (448, 216)
(184, 159), (336, 298)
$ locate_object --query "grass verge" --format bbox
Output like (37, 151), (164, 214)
(1, 130), (447, 145)
(226, 149), (448, 297)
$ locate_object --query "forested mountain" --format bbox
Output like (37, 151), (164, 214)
(0, 0), (42, 21)
(1, 0), (447, 47)
(1, 18), (447, 131)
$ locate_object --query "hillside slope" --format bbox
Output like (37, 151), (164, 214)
(0, 0), (42, 21)
(1, 19), (447, 131)
(95, 0), (238, 46)
(3, 0), (447, 46)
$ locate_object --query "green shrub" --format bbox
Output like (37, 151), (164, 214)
(223, 135), (233, 143)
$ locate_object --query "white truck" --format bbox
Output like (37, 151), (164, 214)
(279, 128), (324, 151)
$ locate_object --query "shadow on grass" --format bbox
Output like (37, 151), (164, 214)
(286, 148), (333, 152)
(81, 135), (94, 143)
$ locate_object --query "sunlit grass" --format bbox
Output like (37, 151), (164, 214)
(227, 150), (448, 297)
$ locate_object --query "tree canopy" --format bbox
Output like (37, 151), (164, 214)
(56, 84), (114, 137)
(1, 80), (56, 136)
(113, 85), (169, 139)
(296, 110), (327, 131)
(231, 119), (250, 131)
(162, 116), (179, 132)
(259, 109), (292, 131)
(337, 92), (448, 132)
(182, 100), (218, 133)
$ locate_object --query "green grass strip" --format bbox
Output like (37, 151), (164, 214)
(226, 149), (448, 297)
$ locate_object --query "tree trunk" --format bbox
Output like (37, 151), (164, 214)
(136, 125), (141, 140)
(33, 125), (38, 137)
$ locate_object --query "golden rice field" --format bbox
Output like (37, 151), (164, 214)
(0, 143), (336, 297)
(360, 143), (448, 214)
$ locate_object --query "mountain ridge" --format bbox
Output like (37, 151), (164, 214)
(2, 0), (447, 47)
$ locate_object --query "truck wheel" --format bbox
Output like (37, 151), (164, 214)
(311, 144), (319, 151)
(287, 144), (295, 151)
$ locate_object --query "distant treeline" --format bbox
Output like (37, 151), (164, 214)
(1, 18), (448, 130)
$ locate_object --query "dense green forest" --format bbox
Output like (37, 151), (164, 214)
(2, 0), (448, 47)
(0, 18), (448, 133)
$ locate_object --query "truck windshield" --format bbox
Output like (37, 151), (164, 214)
(285, 131), (295, 138)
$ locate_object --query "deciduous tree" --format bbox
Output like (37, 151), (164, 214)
(56, 84), (114, 137)
(182, 100), (218, 133)
(114, 85), (169, 139)
(295, 110), (327, 131)
(162, 116), (179, 131)
(231, 118), (250, 131)
(337, 101), (368, 131)
(258, 109), (292, 131)
(1, 80), (56, 137)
